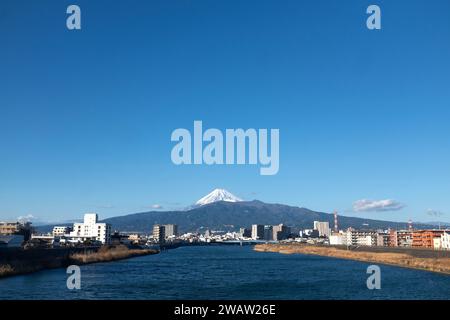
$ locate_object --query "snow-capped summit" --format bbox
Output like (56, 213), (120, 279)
(195, 189), (243, 206)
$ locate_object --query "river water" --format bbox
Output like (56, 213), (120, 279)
(1, 245), (449, 299)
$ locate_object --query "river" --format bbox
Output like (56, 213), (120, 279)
(1, 245), (449, 299)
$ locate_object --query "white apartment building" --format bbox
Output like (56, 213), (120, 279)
(70, 213), (111, 244)
(329, 233), (346, 245)
(251, 224), (264, 240)
(346, 229), (378, 246)
(440, 232), (450, 250)
(433, 237), (442, 250)
(313, 221), (331, 238)
(52, 226), (72, 237)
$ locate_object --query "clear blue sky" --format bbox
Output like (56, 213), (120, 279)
(1, 0), (449, 224)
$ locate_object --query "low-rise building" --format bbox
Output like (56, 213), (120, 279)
(0, 221), (32, 241)
(329, 233), (346, 245)
(29, 234), (55, 247)
(110, 232), (131, 245)
(0, 222), (22, 234)
(52, 226), (72, 237)
(346, 229), (377, 246)
(389, 230), (413, 247)
(300, 229), (319, 238)
(412, 230), (445, 248)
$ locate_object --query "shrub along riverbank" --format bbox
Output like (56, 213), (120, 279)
(69, 245), (157, 264)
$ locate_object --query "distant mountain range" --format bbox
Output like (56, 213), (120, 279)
(36, 189), (440, 234)
(101, 200), (437, 234)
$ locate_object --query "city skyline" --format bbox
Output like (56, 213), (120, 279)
(1, 0), (450, 224)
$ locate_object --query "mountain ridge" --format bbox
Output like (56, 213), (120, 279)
(35, 200), (439, 234)
(100, 200), (436, 233)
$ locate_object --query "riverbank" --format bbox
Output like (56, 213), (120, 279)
(0, 245), (158, 278)
(254, 243), (450, 275)
(69, 245), (158, 264)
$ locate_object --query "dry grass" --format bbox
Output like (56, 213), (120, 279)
(0, 264), (15, 277)
(0, 246), (158, 279)
(255, 244), (450, 275)
(70, 245), (157, 264)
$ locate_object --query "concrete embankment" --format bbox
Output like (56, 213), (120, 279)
(254, 243), (450, 275)
(0, 245), (158, 278)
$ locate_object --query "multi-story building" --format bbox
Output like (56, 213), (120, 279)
(313, 221), (331, 238)
(69, 213), (111, 244)
(110, 232), (132, 245)
(440, 232), (450, 250)
(251, 224), (264, 240)
(0, 222), (21, 235)
(329, 232), (346, 245)
(346, 229), (377, 246)
(264, 225), (273, 241)
(397, 231), (413, 247)
(153, 224), (165, 243)
(377, 233), (390, 247)
(163, 224), (178, 238)
(52, 226), (72, 237)
(240, 228), (251, 238)
(412, 230), (445, 248)
(388, 229), (413, 247)
(0, 221), (32, 241)
(272, 224), (290, 241)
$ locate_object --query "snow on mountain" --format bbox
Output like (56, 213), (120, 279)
(195, 188), (243, 206)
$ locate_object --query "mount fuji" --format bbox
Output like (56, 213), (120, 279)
(37, 189), (437, 234)
(195, 189), (243, 206)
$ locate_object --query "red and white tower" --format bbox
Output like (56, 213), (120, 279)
(408, 219), (413, 231)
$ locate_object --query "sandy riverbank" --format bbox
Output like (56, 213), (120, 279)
(254, 243), (450, 275)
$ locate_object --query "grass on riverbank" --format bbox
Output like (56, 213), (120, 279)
(0, 245), (158, 279)
(254, 244), (450, 275)
(0, 265), (15, 277)
(69, 245), (158, 264)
